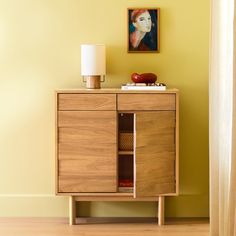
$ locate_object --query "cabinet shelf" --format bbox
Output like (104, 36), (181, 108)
(118, 151), (134, 155)
(118, 187), (134, 193)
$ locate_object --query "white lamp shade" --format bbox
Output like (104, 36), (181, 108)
(81, 44), (106, 76)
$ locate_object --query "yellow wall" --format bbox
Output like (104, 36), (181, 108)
(0, 0), (209, 217)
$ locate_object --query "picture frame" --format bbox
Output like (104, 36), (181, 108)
(128, 8), (160, 53)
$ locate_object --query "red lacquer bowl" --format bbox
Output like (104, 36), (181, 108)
(131, 73), (157, 84)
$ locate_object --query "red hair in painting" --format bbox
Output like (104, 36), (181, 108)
(131, 9), (148, 23)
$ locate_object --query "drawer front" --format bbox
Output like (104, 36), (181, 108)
(58, 93), (116, 110)
(117, 94), (176, 111)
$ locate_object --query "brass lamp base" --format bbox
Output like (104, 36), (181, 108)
(85, 76), (101, 89)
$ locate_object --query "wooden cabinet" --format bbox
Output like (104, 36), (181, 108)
(55, 89), (179, 225)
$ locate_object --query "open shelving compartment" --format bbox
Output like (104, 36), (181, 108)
(118, 113), (134, 193)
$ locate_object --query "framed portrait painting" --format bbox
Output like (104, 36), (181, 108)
(128, 8), (160, 53)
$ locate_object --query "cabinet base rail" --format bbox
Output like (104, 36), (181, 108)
(69, 196), (165, 226)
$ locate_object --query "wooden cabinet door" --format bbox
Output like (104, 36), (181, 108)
(134, 111), (176, 197)
(57, 111), (117, 193)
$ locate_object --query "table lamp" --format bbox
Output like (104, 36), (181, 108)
(81, 44), (106, 89)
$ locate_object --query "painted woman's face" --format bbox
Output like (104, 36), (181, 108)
(133, 11), (152, 32)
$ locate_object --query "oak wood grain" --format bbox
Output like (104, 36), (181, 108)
(117, 94), (176, 111)
(134, 111), (176, 197)
(175, 92), (180, 194)
(58, 143), (116, 160)
(74, 196), (159, 201)
(58, 93), (116, 110)
(57, 111), (117, 193)
(56, 88), (179, 94)
(58, 111), (116, 143)
(69, 196), (76, 225)
(59, 159), (116, 176)
(58, 175), (117, 193)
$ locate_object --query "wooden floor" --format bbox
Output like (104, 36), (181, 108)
(0, 217), (210, 236)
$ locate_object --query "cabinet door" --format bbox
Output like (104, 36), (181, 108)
(58, 111), (117, 193)
(134, 111), (176, 197)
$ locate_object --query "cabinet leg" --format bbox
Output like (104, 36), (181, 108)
(158, 196), (165, 226)
(69, 196), (76, 225)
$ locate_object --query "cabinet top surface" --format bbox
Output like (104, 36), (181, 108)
(55, 88), (179, 94)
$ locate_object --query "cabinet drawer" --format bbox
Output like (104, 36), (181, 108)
(117, 94), (176, 111)
(58, 93), (116, 110)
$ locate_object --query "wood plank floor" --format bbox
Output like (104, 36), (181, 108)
(0, 217), (210, 236)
